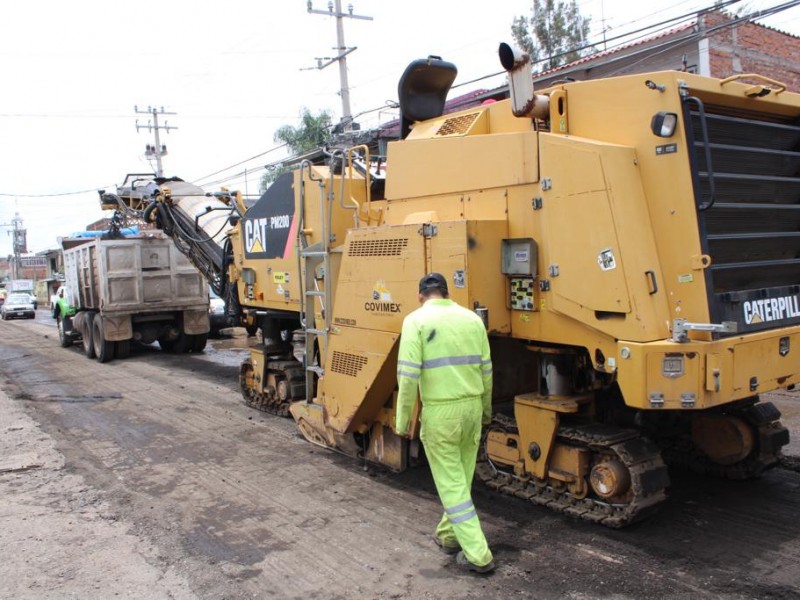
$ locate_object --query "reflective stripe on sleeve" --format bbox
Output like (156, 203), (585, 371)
(397, 370), (420, 380)
(397, 359), (422, 369)
(422, 355), (482, 369)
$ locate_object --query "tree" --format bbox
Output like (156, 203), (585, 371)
(511, 0), (592, 71)
(260, 108), (333, 191)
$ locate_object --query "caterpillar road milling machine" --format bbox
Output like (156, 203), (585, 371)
(107, 44), (800, 526)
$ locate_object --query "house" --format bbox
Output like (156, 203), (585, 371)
(531, 9), (800, 91)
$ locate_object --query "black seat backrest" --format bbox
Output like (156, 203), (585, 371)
(397, 56), (458, 139)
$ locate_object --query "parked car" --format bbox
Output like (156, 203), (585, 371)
(1, 293), (36, 320)
(27, 293), (38, 310)
(208, 287), (233, 337)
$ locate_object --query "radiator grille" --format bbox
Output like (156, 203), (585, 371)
(686, 103), (800, 333)
(348, 238), (408, 257)
(331, 351), (368, 377)
(436, 112), (480, 136)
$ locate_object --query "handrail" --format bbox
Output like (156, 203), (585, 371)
(720, 73), (786, 95)
(346, 144), (372, 227)
(296, 160), (313, 328)
(685, 96), (716, 212)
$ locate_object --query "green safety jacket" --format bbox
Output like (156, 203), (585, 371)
(395, 298), (492, 435)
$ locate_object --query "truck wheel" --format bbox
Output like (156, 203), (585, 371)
(82, 313), (96, 359)
(57, 315), (72, 348)
(92, 315), (115, 363)
(160, 332), (189, 353)
(116, 339), (131, 359)
(191, 333), (208, 353)
(174, 333), (191, 354)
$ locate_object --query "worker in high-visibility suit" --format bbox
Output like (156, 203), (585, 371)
(396, 272), (495, 574)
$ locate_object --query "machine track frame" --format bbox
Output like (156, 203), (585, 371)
(660, 401), (789, 480)
(477, 414), (670, 528)
(238, 357), (304, 417)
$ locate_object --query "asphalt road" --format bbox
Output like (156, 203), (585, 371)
(2, 312), (800, 599)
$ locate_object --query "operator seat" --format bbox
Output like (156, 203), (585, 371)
(398, 56), (458, 139)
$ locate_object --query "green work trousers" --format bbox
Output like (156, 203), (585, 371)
(420, 397), (493, 567)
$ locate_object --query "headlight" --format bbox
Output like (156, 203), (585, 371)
(651, 112), (678, 137)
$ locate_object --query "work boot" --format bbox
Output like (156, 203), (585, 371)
(432, 534), (460, 555)
(456, 550), (496, 574)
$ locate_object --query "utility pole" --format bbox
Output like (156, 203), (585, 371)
(306, 0), (372, 132)
(134, 105), (177, 177)
(1, 212), (26, 279)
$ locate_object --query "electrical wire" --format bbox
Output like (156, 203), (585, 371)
(75, 0), (794, 202)
(190, 143), (289, 186)
(447, 0), (773, 90)
(0, 187), (113, 198)
(603, 0), (800, 77)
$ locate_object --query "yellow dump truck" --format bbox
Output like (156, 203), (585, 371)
(111, 45), (800, 526)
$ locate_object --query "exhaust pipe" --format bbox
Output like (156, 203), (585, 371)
(499, 43), (549, 120)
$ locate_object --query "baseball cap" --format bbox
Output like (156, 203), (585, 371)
(419, 272), (448, 294)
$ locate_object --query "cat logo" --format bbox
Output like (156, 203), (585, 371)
(743, 294), (800, 325)
(242, 173), (296, 260)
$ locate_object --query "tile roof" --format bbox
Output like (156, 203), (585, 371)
(534, 21), (698, 78)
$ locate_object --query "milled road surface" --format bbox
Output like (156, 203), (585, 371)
(2, 313), (800, 599)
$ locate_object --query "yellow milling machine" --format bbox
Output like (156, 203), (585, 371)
(108, 45), (800, 527)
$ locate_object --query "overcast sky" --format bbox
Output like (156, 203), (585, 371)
(1, 0), (798, 256)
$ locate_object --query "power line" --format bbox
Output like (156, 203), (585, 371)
(0, 187), (112, 198)
(188, 0), (731, 191)
(602, 0), (800, 77)
(449, 2), (719, 90)
(0, 113), (299, 120)
(40, 1), (800, 201)
(190, 143), (288, 185)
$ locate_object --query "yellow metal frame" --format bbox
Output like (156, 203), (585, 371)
(617, 325), (800, 410)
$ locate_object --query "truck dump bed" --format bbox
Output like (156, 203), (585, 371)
(62, 232), (207, 315)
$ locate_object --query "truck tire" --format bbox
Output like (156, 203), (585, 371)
(57, 314), (72, 348)
(160, 332), (190, 354)
(92, 315), (115, 363)
(191, 333), (208, 353)
(116, 339), (131, 359)
(82, 312), (96, 359)
(174, 333), (191, 354)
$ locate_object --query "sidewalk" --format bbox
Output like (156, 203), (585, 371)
(0, 388), (194, 599)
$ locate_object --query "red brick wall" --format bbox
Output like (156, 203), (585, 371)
(17, 265), (48, 280)
(702, 11), (800, 92)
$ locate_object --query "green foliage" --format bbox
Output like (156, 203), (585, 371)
(511, 0), (592, 71)
(260, 108), (333, 191)
(274, 107), (333, 155)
